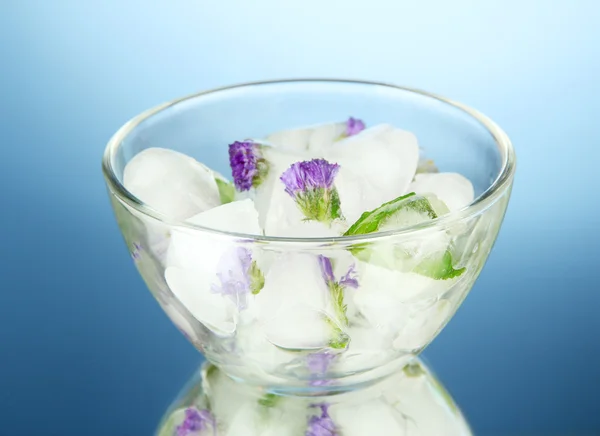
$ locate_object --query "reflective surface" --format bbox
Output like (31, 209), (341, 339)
(156, 359), (472, 436)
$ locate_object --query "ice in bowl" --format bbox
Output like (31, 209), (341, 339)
(102, 80), (514, 393)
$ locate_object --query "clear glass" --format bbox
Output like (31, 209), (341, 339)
(155, 358), (472, 435)
(102, 79), (515, 394)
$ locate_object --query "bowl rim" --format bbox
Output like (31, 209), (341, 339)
(102, 78), (516, 245)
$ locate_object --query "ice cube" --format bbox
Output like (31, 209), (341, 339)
(185, 197), (261, 234)
(235, 321), (298, 371)
(266, 126), (313, 153)
(164, 200), (262, 335)
(263, 307), (337, 350)
(256, 253), (329, 315)
(261, 175), (306, 236)
(335, 167), (388, 225)
(123, 147), (221, 220)
(325, 124), (419, 204)
(307, 122), (346, 153)
(408, 173), (474, 212)
(352, 261), (454, 341)
(164, 266), (237, 336)
(266, 122), (347, 154)
(255, 253), (344, 350)
(329, 399), (407, 436)
(357, 261), (453, 304)
(266, 216), (344, 238)
(336, 325), (395, 373)
(167, 199), (261, 270)
(392, 299), (451, 351)
(352, 273), (411, 331)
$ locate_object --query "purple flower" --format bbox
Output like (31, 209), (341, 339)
(211, 247), (264, 310)
(345, 117), (365, 136)
(131, 242), (142, 261)
(229, 140), (270, 191)
(307, 352), (336, 386)
(280, 159), (342, 223)
(318, 255), (335, 284)
(176, 407), (216, 436)
(306, 404), (337, 436)
(339, 264), (359, 289)
(308, 352), (336, 374)
(281, 159), (339, 197)
(317, 256), (359, 328)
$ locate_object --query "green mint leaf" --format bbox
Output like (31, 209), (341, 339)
(345, 194), (465, 280)
(413, 250), (465, 280)
(252, 158), (270, 189)
(329, 188), (343, 221)
(249, 260), (265, 295)
(344, 192), (437, 236)
(215, 178), (236, 204)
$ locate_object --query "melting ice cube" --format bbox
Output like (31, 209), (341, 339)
(325, 124), (419, 204)
(335, 167), (388, 225)
(266, 119), (362, 155)
(255, 253), (347, 350)
(164, 199), (262, 335)
(123, 147), (221, 220)
(409, 173), (474, 212)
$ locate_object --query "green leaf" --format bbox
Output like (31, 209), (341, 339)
(345, 194), (465, 280)
(252, 158), (271, 189)
(413, 250), (466, 280)
(329, 282), (348, 326)
(344, 192), (437, 236)
(249, 260), (265, 295)
(326, 317), (350, 349)
(296, 187), (343, 224)
(215, 178), (236, 204)
(257, 392), (281, 408)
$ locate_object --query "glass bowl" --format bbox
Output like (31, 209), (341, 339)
(102, 79), (515, 394)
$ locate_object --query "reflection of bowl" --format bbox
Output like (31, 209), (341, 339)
(156, 358), (472, 436)
(102, 80), (515, 392)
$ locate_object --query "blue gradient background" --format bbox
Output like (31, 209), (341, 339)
(1, 1), (599, 435)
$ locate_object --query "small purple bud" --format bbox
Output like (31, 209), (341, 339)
(211, 247), (265, 310)
(280, 159), (342, 223)
(339, 264), (359, 289)
(345, 117), (365, 136)
(280, 159), (339, 197)
(176, 407), (216, 436)
(131, 242), (142, 261)
(307, 352), (336, 375)
(306, 404), (337, 436)
(318, 255), (335, 285)
(229, 140), (269, 191)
